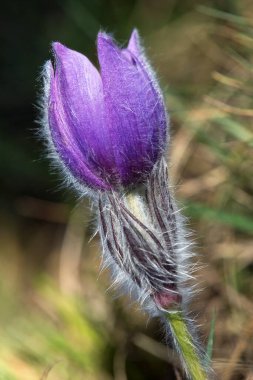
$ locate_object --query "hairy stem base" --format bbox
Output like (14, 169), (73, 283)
(166, 311), (207, 380)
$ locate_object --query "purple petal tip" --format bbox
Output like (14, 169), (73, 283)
(51, 42), (72, 61)
(131, 28), (140, 40)
(97, 32), (118, 51)
(97, 31), (113, 42)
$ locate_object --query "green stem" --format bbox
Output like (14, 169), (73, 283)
(166, 311), (207, 380)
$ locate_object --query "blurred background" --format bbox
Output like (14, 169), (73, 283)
(1, 0), (253, 379)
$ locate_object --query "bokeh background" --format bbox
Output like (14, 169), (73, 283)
(1, 0), (253, 379)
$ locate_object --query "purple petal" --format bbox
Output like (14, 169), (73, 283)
(126, 29), (168, 148)
(97, 32), (168, 185)
(127, 29), (142, 57)
(48, 46), (112, 190)
(53, 43), (116, 170)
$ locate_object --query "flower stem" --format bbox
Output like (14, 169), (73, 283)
(166, 311), (207, 380)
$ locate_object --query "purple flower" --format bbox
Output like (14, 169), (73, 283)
(44, 30), (168, 191)
(41, 31), (210, 379)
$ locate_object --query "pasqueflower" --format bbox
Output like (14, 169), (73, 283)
(41, 30), (210, 380)
(44, 30), (168, 191)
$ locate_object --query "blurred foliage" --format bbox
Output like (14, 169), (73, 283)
(1, 0), (253, 379)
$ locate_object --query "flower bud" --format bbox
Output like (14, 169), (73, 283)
(41, 31), (210, 379)
(42, 30), (168, 192)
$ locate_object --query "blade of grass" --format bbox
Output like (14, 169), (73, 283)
(206, 312), (216, 364)
(197, 5), (250, 27)
(184, 201), (253, 234)
(214, 117), (253, 147)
